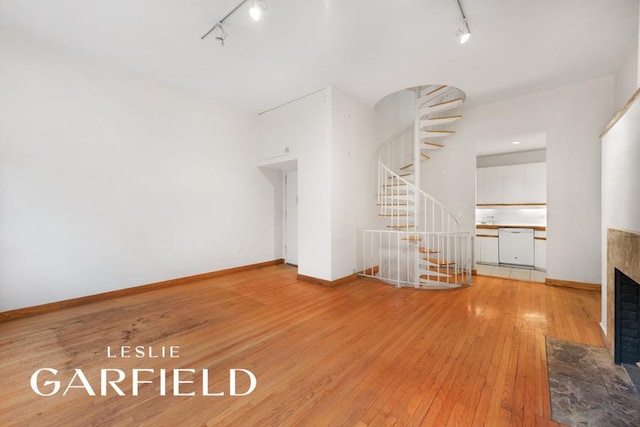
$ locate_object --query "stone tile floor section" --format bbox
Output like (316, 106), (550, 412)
(623, 363), (640, 393)
(476, 263), (546, 282)
(546, 337), (640, 427)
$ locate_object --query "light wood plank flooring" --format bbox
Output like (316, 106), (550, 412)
(0, 264), (603, 426)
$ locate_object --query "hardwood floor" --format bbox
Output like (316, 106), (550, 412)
(0, 264), (604, 426)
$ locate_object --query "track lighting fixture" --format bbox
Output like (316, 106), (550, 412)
(201, 0), (268, 46)
(454, 0), (471, 44)
(456, 20), (471, 44)
(213, 24), (227, 46)
(249, 0), (267, 21)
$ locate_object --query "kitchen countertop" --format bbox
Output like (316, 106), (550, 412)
(476, 224), (546, 231)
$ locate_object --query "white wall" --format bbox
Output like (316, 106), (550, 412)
(257, 89), (332, 279)
(614, 37), (639, 111)
(257, 87), (379, 282)
(257, 89), (333, 280)
(373, 89), (415, 141)
(0, 30), (278, 311)
(601, 95), (640, 333)
(297, 147), (333, 280)
(601, 14), (640, 331)
(421, 127), (477, 234)
(425, 78), (613, 284)
(330, 87), (378, 280)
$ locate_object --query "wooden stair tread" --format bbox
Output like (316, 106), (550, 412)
(419, 275), (462, 285)
(420, 130), (455, 139)
(417, 85), (449, 107)
(427, 115), (462, 120)
(423, 266), (454, 274)
(423, 85), (447, 97)
(420, 98), (464, 117)
(377, 203), (408, 206)
(420, 153), (430, 160)
(420, 115), (463, 127)
(400, 163), (414, 170)
(423, 142), (445, 148)
(428, 97), (464, 108)
(382, 183), (407, 187)
(424, 257), (456, 266)
(357, 265), (380, 276)
(420, 274), (451, 283)
(402, 236), (422, 241)
(422, 130), (456, 134)
(421, 270), (455, 281)
(418, 247), (439, 254)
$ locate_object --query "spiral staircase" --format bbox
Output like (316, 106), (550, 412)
(357, 85), (473, 289)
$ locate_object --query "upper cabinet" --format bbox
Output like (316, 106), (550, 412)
(476, 162), (546, 205)
(501, 164), (526, 203)
(524, 162), (547, 203)
(258, 90), (327, 161)
(476, 166), (502, 204)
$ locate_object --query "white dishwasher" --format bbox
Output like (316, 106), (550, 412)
(498, 228), (534, 267)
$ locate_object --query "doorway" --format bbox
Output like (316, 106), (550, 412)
(475, 132), (547, 282)
(285, 171), (298, 265)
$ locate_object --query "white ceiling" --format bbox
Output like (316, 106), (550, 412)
(0, 0), (638, 113)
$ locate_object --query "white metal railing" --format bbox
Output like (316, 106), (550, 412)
(367, 161), (473, 288)
(377, 161), (460, 233)
(357, 230), (473, 288)
(377, 127), (413, 172)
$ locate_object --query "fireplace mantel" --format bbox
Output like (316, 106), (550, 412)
(607, 228), (640, 356)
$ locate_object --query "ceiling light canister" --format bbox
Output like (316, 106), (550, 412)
(249, 0), (267, 21)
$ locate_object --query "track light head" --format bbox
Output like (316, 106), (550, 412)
(214, 24), (227, 46)
(201, 0), (268, 45)
(249, 0), (267, 21)
(456, 19), (471, 44)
